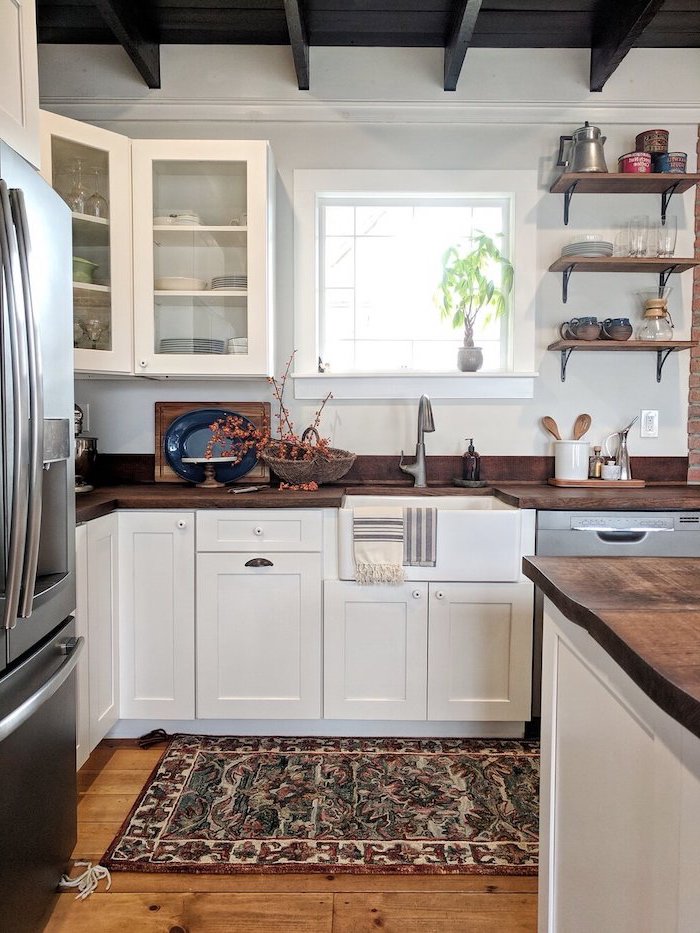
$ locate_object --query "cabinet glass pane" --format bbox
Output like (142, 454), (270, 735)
(151, 160), (248, 357)
(50, 136), (113, 352)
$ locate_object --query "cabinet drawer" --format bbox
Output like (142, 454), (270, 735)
(197, 510), (322, 552)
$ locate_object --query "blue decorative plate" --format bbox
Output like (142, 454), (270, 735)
(164, 408), (258, 485)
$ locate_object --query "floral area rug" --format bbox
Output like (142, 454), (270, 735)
(102, 735), (539, 875)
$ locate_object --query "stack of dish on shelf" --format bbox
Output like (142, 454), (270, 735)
(561, 235), (613, 258)
(211, 274), (247, 290)
(159, 338), (226, 354)
(227, 337), (248, 354)
(154, 276), (207, 291)
(153, 209), (201, 225)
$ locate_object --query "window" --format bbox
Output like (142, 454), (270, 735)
(318, 196), (511, 373)
(293, 170), (538, 400)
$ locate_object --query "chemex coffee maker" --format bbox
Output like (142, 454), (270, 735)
(74, 404), (98, 493)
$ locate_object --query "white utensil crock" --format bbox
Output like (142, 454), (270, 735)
(554, 440), (590, 480)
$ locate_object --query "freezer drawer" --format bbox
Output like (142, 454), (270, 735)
(0, 617), (82, 933)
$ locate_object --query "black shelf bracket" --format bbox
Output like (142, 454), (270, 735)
(562, 180), (579, 225)
(559, 347), (575, 382)
(658, 264), (677, 293)
(656, 347), (675, 383)
(561, 262), (576, 303)
(661, 182), (681, 225)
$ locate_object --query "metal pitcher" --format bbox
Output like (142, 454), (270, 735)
(604, 416), (639, 481)
(557, 121), (608, 173)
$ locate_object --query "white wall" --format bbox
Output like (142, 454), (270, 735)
(39, 45), (700, 458)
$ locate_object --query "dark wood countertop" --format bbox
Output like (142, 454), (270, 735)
(75, 484), (347, 522)
(493, 483), (700, 510)
(76, 482), (700, 523)
(523, 556), (700, 740)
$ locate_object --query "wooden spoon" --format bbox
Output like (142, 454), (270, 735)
(541, 416), (561, 440)
(572, 413), (592, 440)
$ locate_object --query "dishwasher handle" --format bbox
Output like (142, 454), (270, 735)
(571, 526), (673, 544)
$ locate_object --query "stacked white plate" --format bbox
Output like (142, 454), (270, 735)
(561, 240), (613, 257)
(211, 275), (247, 290)
(227, 337), (249, 354)
(153, 210), (201, 226)
(159, 338), (225, 354)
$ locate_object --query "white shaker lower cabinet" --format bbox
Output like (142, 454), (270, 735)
(427, 582), (533, 721)
(118, 512), (195, 719)
(85, 514), (120, 750)
(323, 582), (428, 720)
(74, 523), (91, 769)
(196, 552), (322, 718)
(324, 580), (533, 722)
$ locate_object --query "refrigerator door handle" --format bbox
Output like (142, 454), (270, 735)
(0, 180), (30, 632)
(10, 188), (44, 620)
(0, 636), (84, 743)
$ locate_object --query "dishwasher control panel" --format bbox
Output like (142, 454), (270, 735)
(570, 516), (675, 531)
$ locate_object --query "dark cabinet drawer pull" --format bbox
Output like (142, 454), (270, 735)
(245, 557), (273, 568)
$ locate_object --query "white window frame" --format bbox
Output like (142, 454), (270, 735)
(293, 169), (538, 400)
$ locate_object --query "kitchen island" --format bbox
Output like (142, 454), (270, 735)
(523, 556), (700, 933)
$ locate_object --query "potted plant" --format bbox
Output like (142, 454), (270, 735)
(436, 231), (514, 372)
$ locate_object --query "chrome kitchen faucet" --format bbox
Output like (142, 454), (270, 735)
(399, 395), (435, 488)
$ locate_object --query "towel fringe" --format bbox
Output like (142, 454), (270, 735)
(59, 861), (112, 900)
(356, 562), (404, 584)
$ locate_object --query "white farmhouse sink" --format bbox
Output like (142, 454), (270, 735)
(338, 494), (534, 582)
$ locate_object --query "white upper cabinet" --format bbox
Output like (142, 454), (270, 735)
(40, 112), (134, 374)
(131, 139), (274, 377)
(0, 0), (40, 167)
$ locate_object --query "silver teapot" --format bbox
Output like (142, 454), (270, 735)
(557, 121), (608, 173)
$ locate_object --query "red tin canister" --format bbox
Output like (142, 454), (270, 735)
(635, 129), (669, 153)
(618, 151), (652, 173)
(667, 152), (688, 173)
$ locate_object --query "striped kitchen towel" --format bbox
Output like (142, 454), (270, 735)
(403, 507), (437, 567)
(353, 507), (405, 583)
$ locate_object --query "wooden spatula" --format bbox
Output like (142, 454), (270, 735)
(541, 416), (561, 440)
(572, 413), (592, 440)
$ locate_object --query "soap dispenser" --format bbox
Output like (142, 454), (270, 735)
(462, 438), (481, 482)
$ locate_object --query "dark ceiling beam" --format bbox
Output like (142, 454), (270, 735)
(590, 0), (665, 92)
(93, 0), (161, 88)
(444, 0), (483, 91)
(283, 0), (310, 90)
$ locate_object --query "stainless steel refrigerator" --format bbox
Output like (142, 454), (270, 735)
(0, 141), (80, 933)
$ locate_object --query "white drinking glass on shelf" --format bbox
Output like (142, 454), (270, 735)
(613, 224), (629, 257)
(85, 168), (109, 219)
(628, 214), (649, 257)
(655, 216), (677, 257)
(65, 159), (89, 215)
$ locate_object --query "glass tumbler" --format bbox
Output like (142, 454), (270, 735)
(655, 216), (677, 257)
(628, 215), (649, 257)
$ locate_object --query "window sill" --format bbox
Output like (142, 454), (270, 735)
(291, 371), (538, 400)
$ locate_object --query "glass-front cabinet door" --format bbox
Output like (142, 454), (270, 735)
(131, 140), (274, 377)
(39, 111), (133, 374)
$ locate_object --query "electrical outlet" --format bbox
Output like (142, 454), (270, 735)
(640, 410), (658, 438)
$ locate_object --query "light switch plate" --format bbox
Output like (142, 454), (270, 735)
(640, 410), (658, 438)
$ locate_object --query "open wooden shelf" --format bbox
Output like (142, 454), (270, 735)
(547, 339), (695, 383)
(550, 172), (700, 225)
(550, 173), (700, 195)
(548, 256), (700, 302)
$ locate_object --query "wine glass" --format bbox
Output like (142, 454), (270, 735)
(85, 168), (109, 219)
(65, 159), (89, 215)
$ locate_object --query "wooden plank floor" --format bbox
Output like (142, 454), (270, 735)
(44, 742), (538, 932)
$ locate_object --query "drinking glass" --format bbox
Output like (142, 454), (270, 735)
(655, 216), (677, 257)
(65, 159), (89, 214)
(85, 168), (109, 219)
(628, 215), (649, 257)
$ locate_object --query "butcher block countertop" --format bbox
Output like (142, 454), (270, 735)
(75, 481), (700, 523)
(523, 556), (700, 740)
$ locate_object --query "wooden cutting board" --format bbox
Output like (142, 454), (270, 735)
(548, 478), (646, 488)
(154, 401), (271, 484)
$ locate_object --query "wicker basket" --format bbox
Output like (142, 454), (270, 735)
(261, 428), (356, 485)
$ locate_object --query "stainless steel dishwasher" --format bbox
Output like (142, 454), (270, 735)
(531, 510), (700, 717)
